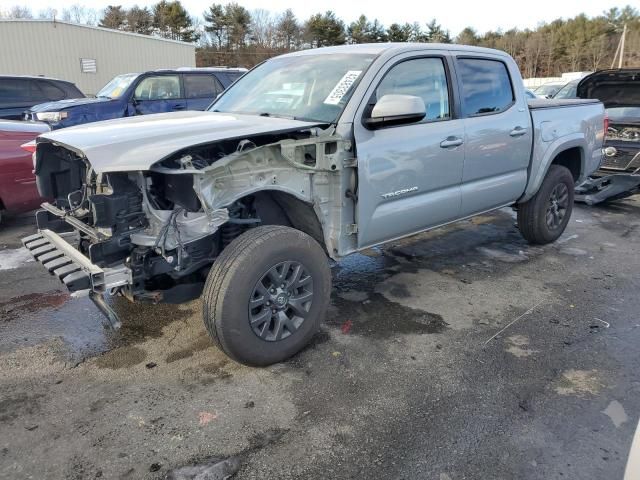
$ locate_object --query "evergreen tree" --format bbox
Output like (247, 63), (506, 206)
(100, 5), (126, 30)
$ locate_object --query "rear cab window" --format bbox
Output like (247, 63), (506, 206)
(456, 57), (514, 116)
(184, 74), (222, 99)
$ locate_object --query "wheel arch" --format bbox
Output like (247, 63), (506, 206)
(231, 189), (329, 256)
(520, 135), (587, 203)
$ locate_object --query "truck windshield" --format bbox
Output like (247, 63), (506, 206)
(96, 73), (139, 99)
(209, 53), (376, 123)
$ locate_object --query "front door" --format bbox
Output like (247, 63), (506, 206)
(130, 75), (186, 115)
(353, 54), (465, 249)
(454, 55), (531, 216)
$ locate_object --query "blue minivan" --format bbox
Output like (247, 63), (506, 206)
(25, 67), (246, 129)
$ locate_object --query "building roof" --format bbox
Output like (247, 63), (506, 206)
(0, 18), (195, 47)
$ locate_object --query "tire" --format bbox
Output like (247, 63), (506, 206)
(202, 225), (331, 366)
(517, 165), (574, 244)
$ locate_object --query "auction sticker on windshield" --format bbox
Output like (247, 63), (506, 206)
(324, 71), (362, 105)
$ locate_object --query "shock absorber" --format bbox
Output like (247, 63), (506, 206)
(221, 202), (243, 247)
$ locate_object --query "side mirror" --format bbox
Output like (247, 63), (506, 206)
(364, 94), (426, 129)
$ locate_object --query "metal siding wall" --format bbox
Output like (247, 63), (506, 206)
(0, 21), (196, 94)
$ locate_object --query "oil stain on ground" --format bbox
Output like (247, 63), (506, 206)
(327, 292), (447, 338)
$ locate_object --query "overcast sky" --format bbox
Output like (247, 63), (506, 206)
(11, 0), (629, 35)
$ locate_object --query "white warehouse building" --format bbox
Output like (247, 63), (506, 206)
(0, 19), (196, 95)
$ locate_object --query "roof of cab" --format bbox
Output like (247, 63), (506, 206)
(0, 74), (73, 83)
(279, 42), (510, 58)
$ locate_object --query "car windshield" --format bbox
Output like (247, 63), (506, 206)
(606, 107), (640, 122)
(553, 80), (579, 99)
(96, 73), (139, 99)
(535, 84), (562, 96)
(209, 53), (376, 123)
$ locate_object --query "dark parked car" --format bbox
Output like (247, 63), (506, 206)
(0, 75), (84, 120)
(25, 67), (247, 129)
(0, 120), (50, 224)
(575, 69), (640, 204)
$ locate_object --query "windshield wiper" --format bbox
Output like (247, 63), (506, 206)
(258, 112), (298, 120)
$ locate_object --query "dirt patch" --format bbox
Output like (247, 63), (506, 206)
(95, 346), (146, 370)
(505, 335), (538, 358)
(0, 392), (44, 423)
(166, 335), (213, 363)
(377, 269), (549, 330)
(554, 369), (604, 396)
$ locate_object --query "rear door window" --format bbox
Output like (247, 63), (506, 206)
(184, 74), (221, 99)
(457, 58), (514, 116)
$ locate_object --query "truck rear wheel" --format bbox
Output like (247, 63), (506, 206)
(202, 225), (331, 366)
(517, 165), (574, 244)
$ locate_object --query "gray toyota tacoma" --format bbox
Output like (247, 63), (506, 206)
(23, 44), (605, 366)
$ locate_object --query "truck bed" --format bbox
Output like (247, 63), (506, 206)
(527, 98), (601, 109)
(521, 98), (605, 202)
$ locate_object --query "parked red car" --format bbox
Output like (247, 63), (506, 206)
(0, 120), (50, 224)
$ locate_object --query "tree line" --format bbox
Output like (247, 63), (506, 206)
(1, 3), (638, 77)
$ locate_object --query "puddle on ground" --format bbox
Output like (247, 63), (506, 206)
(602, 400), (629, 428)
(0, 290), (193, 362)
(0, 247), (34, 271)
(1, 208), (547, 360)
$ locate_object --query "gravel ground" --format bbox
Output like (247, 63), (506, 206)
(0, 199), (639, 479)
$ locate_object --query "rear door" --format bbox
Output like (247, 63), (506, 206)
(130, 74), (186, 114)
(184, 74), (224, 110)
(454, 55), (530, 216)
(353, 52), (465, 248)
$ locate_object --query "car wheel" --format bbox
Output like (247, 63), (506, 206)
(202, 225), (331, 366)
(517, 165), (574, 244)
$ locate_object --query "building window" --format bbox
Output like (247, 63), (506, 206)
(80, 58), (97, 74)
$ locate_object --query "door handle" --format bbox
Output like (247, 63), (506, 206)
(172, 104), (186, 111)
(510, 127), (527, 137)
(440, 137), (463, 148)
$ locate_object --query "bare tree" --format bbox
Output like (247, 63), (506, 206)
(3, 6), (33, 18)
(250, 9), (276, 48)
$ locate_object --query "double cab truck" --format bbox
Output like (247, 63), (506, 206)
(23, 44), (605, 366)
(24, 67), (246, 129)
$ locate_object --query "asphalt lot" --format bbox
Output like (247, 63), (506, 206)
(1, 199), (639, 479)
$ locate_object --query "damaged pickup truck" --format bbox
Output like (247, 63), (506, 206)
(23, 44), (605, 366)
(575, 69), (640, 204)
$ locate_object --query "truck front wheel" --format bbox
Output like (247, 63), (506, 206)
(517, 165), (575, 244)
(202, 225), (331, 366)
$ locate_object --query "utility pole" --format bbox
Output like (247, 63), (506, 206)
(618, 23), (627, 69)
(611, 23), (627, 69)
